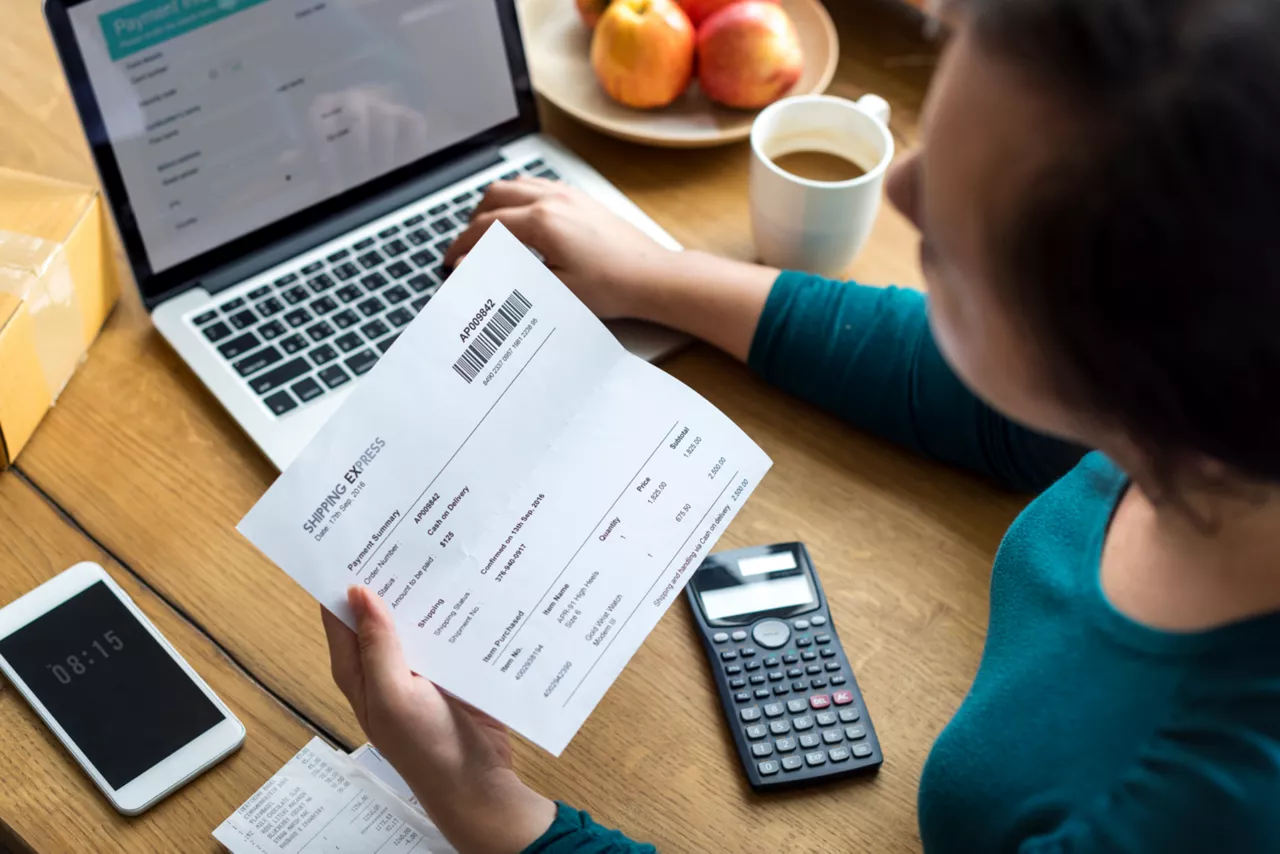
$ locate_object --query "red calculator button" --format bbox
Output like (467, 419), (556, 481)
(809, 694), (831, 710)
(832, 690), (854, 706)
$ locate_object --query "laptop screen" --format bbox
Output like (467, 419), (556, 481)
(60, 0), (526, 279)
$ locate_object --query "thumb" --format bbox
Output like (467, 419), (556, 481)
(348, 586), (409, 696)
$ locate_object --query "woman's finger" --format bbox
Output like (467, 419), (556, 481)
(348, 586), (412, 699)
(445, 206), (542, 267)
(321, 606), (361, 699)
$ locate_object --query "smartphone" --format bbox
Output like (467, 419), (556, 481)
(0, 562), (245, 815)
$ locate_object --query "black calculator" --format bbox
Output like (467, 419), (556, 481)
(686, 543), (883, 790)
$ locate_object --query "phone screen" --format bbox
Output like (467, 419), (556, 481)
(0, 581), (225, 789)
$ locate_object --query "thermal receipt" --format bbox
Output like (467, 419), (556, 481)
(239, 224), (772, 754)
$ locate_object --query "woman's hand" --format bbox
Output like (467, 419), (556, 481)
(444, 177), (678, 319)
(322, 586), (555, 854)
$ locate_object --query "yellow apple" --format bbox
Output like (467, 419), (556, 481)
(591, 0), (696, 109)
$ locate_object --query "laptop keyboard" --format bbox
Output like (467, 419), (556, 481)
(188, 157), (561, 417)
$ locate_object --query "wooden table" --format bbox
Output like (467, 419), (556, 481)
(1, 1), (1029, 851)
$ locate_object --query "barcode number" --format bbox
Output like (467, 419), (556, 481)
(452, 290), (533, 383)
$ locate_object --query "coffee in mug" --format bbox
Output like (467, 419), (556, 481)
(770, 150), (867, 183)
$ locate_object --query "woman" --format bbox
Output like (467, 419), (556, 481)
(321, 0), (1280, 850)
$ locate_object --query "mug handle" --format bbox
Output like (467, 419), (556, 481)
(855, 94), (891, 127)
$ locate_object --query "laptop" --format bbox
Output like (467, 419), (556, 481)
(45, 0), (685, 469)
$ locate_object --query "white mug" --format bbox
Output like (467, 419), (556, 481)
(749, 94), (895, 275)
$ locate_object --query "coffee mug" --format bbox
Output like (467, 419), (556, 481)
(749, 94), (895, 275)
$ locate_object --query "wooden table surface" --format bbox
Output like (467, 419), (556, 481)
(0, 1), (1030, 851)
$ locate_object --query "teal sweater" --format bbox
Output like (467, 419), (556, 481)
(524, 273), (1280, 853)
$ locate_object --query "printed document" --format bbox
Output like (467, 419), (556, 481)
(239, 225), (772, 754)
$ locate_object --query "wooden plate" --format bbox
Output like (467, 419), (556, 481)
(518, 0), (840, 148)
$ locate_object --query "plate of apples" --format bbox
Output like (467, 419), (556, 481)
(518, 0), (839, 147)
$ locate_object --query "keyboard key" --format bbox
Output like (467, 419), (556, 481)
(279, 334), (308, 355)
(406, 275), (433, 295)
(361, 272), (388, 291)
(432, 264), (450, 282)
(192, 310), (218, 325)
(263, 390), (297, 415)
(356, 297), (385, 317)
(536, 169), (560, 180)
(284, 308), (312, 327)
(257, 297), (285, 317)
(384, 239), (409, 257)
(501, 170), (519, 180)
(456, 205), (474, 220)
(274, 273), (299, 287)
(452, 191), (475, 205)
(335, 332), (363, 352)
(337, 284), (363, 303)
(220, 297), (245, 312)
(524, 158), (545, 172)
(307, 321), (335, 342)
(308, 273), (336, 293)
(384, 285), (410, 305)
(388, 307), (414, 327)
(386, 260), (413, 279)
(346, 349), (379, 376)
(301, 261), (324, 275)
(428, 203), (449, 216)
(361, 319), (390, 340)
(202, 321), (232, 343)
(327, 249), (350, 263)
(333, 262), (361, 281)
(228, 309), (257, 330)
(403, 214), (425, 227)
(234, 346), (282, 377)
(332, 309), (360, 329)
(406, 228), (430, 245)
(410, 248), (435, 268)
(292, 376), (325, 402)
(430, 217), (453, 235)
(247, 286), (272, 300)
(358, 250), (385, 269)
(311, 296), (338, 315)
(260, 320), (287, 340)
(376, 334), (400, 353)
(319, 365), (351, 388)
(354, 237), (376, 251)
(249, 358), (310, 395)
(281, 285), (309, 304)
(309, 343), (338, 366)
(218, 332), (261, 360)
(411, 295), (431, 312)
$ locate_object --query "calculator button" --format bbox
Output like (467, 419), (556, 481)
(735, 692), (751, 703)
(740, 647), (757, 658)
(754, 688), (771, 699)
(763, 656), (780, 668)
(725, 664), (742, 675)
(811, 616), (827, 626)
(811, 678), (829, 689)
(773, 685), (790, 696)
(720, 650), (738, 661)
(799, 733), (822, 750)
(751, 619), (790, 649)
(775, 737), (797, 753)
(713, 632), (729, 643)
(768, 720), (791, 736)
(822, 729), (843, 745)
(786, 699), (808, 714)
(845, 725), (867, 741)
(783, 654), (799, 665)
(750, 675), (766, 686)
(781, 755), (804, 772)
(751, 743), (774, 758)
(809, 695), (832, 710)
(745, 660), (762, 671)
(831, 675), (847, 685)
(838, 708), (861, 723)
(740, 707), (762, 722)
(832, 690), (854, 706)
(767, 671), (784, 682)
(793, 619), (810, 630)
(801, 651), (817, 662)
(745, 724), (767, 740)
(757, 760), (780, 776)
(731, 630), (747, 642)
(805, 665), (821, 676)
(729, 678), (746, 689)
(829, 746), (852, 763)
(805, 751), (827, 767)
(763, 702), (785, 718)
(815, 711), (838, 727)
(820, 648), (837, 659)
(792, 680), (807, 692)
(853, 744), (874, 759)
(825, 662), (841, 672)
(815, 634), (832, 645)
(793, 716), (814, 731)
(796, 636), (813, 648)
(787, 667), (803, 678)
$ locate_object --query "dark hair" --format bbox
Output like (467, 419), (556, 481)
(966, 0), (1280, 489)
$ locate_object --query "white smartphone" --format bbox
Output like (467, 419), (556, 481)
(0, 562), (245, 815)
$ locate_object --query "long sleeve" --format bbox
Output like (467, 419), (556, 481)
(522, 802), (656, 854)
(748, 272), (1085, 493)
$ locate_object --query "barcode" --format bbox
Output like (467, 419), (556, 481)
(452, 289), (533, 383)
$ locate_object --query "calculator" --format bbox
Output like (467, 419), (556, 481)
(686, 543), (883, 790)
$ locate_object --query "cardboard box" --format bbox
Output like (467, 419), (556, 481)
(0, 168), (118, 467)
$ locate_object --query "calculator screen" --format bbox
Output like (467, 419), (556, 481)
(698, 573), (817, 621)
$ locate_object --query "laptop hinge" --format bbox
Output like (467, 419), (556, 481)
(147, 145), (505, 310)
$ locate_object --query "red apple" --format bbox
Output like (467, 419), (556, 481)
(591, 0), (696, 109)
(697, 1), (803, 109)
(677, 0), (778, 28)
(576, 0), (612, 29)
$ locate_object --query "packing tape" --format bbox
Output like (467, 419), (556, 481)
(0, 229), (87, 402)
